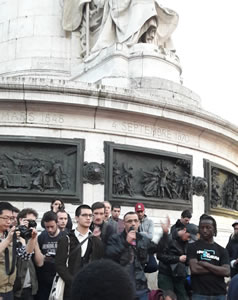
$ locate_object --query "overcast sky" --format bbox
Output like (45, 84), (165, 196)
(159, 1), (238, 126)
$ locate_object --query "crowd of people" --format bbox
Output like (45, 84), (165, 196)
(0, 199), (237, 300)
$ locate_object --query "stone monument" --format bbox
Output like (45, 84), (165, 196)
(0, 0), (237, 245)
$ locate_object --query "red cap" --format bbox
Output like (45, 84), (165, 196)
(135, 203), (145, 212)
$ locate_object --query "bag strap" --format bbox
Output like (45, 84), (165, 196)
(5, 232), (17, 275)
(68, 232), (92, 259)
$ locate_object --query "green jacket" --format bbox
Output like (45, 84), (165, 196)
(0, 241), (16, 293)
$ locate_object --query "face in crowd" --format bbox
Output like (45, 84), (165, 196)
(103, 202), (111, 220)
(233, 223), (238, 238)
(76, 208), (93, 229)
(44, 220), (58, 237)
(51, 200), (63, 213)
(112, 207), (121, 221)
(57, 211), (68, 231)
(136, 209), (145, 221)
(124, 213), (139, 233)
(93, 207), (105, 226)
(19, 213), (36, 226)
(181, 216), (191, 225)
(11, 211), (18, 227)
(0, 209), (13, 233)
(199, 220), (215, 242)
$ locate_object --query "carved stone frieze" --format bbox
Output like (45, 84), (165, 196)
(204, 160), (238, 218)
(83, 162), (105, 185)
(105, 142), (193, 210)
(0, 136), (85, 203)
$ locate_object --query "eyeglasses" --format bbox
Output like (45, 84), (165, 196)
(0, 216), (15, 221)
(125, 219), (139, 224)
(136, 211), (144, 213)
(80, 214), (93, 218)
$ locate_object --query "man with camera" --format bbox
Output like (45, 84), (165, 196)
(14, 208), (44, 300)
(0, 202), (40, 300)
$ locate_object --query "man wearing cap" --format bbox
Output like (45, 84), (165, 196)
(135, 203), (154, 240)
(157, 222), (198, 300)
(226, 220), (238, 278)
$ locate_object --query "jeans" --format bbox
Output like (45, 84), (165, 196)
(192, 294), (226, 300)
(0, 291), (14, 300)
(135, 289), (148, 300)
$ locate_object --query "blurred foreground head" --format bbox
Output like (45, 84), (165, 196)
(71, 259), (134, 300)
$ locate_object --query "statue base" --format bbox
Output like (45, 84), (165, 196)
(70, 43), (182, 88)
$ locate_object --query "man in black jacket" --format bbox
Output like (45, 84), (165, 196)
(55, 204), (104, 300)
(226, 220), (238, 278)
(157, 223), (198, 300)
(106, 211), (160, 300)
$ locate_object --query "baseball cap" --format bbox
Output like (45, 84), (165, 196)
(232, 220), (238, 227)
(186, 223), (198, 242)
(135, 203), (145, 212)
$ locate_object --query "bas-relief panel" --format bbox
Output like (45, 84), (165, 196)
(104, 142), (193, 210)
(204, 159), (238, 218)
(0, 136), (84, 203)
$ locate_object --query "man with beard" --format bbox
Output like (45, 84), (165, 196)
(90, 202), (117, 245)
(36, 211), (66, 300)
(187, 215), (230, 300)
(226, 220), (238, 278)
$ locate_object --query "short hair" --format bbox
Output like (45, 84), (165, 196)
(112, 204), (121, 210)
(91, 202), (105, 212)
(56, 209), (68, 219)
(75, 205), (91, 217)
(199, 214), (217, 236)
(12, 206), (20, 214)
(103, 201), (111, 208)
(42, 211), (57, 223)
(163, 290), (177, 300)
(181, 209), (192, 219)
(71, 259), (134, 300)
(0, 202), (14, 215)
(17, 208), (38, 223)
(123, 211), (137, 220)
(50, 199), (65, 210)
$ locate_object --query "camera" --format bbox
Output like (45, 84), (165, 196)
(17, 220), (37, 240)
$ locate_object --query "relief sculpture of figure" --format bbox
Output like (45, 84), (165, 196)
(62, 0), (179, 57)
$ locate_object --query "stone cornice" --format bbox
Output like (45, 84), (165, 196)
(0, 76), (237, 143)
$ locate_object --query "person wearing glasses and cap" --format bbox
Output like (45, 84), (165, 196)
(55, 204), (104, 300)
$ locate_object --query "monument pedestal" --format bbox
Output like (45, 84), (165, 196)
(71, 43), (182, 88)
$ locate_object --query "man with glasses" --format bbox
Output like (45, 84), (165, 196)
(55, 204), (104, 300)
(106, 211), (161, 300)
(0, 202), (38, 300)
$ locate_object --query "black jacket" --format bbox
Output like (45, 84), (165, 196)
(55, 230), (104, 299)
(157, 233), (188, 278)
(106, 230), (157, 291)
(226, 234), (238, 278)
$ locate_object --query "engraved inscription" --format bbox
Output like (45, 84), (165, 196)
(112, 121), (190, 143)
(0, 111), (64, 124)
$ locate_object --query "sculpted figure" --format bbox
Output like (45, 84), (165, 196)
(62, 0), (179, 57)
